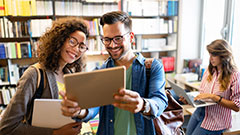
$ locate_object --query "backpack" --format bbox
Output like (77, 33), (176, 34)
(144, 58), (184, 135)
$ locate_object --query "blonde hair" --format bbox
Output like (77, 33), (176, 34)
(207, 39), (237, 91)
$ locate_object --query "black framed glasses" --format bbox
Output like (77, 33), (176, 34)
(68, 36), (88, 52)
(100, 32), (130, 46)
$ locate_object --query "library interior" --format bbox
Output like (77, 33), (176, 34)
(0, 0), (240, 135)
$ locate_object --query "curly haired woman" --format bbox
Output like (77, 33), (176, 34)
(185, 39), (240, 135)
(0, 17), (89, 135)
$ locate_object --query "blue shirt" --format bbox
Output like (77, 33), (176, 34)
(80, 53), (168, 135)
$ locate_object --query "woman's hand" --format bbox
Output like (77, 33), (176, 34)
(194, 93), (216, 101)
(59, 91), (81, 117)
(52, 122), (82, 135)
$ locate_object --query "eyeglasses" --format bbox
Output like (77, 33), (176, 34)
(68, 36), (88, 52)
(100, 32), (130, 46)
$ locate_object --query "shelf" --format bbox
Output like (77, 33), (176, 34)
(141, 45), (177, 52)
(55, 15), (102, 20)
(4, 15), (54, 21)
(0, 82), (10, 86)
(130, 15), (178, 19)
(0, 37), (31, 42)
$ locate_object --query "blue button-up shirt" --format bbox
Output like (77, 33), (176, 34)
(80, 53), (168, 135)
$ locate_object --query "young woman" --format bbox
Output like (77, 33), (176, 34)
(186, 39), (240, 135)
(0, 17), (89, 135)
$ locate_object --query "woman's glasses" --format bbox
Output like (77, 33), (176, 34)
(68, 36), (88, 52)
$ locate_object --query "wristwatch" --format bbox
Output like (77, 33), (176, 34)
(142, 98), (151, 114)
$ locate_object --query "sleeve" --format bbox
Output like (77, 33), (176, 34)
(230, 72), (240, 108)
(199, 69), (209, 93)
(145, 59), (168, 119)
(74, 107), (100, 123)
(0, 66), (53, 135)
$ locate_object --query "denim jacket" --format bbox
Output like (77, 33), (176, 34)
(80, 53), (168, 135)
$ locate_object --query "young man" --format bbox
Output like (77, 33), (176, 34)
(60, 11), (168, 135)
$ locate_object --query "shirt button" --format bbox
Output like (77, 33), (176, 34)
(110, 119), (113, 122)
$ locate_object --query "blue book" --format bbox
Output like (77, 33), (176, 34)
(28, 43), (32, 58)
(0, 44), (6, 59)
(168, 0), (178, 16)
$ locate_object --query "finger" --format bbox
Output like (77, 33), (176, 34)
(61, 98), (79, 108)
(59, 91), (66, 99)
(119, 89), (139, 98)
(61, 106), (80, 117)
(114, 95), (139, 104)
(70, 122), (82, 127)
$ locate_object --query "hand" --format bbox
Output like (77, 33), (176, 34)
(52, 122), (82, 135)
(179, 96), (188, 104)
(112, 88), (144, 113)
(59, 91), (80, 117)
(194, 93), (215, 101)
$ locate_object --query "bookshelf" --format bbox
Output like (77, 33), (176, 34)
(0, 0), (179, 104)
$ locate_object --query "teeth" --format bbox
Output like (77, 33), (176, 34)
(68, 51), (76, 58)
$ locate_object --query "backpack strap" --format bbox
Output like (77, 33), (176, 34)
(145, 58), (154, 97)
(28, 65), (45, 125)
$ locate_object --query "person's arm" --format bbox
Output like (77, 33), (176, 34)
(0, 67), (53, 135)
(142, 60), (168, 117)
(195, 72), (240, 112)
(195, 93), (239, 111)
(112, 60), (168, 118)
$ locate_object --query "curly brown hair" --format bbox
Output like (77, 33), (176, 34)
(37, 17), (89, 73)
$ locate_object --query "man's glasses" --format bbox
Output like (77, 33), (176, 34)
(68, 36), (88, 52)
(100, 32), (130, 46)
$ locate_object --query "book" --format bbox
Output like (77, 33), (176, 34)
(20, 42), (30, 58)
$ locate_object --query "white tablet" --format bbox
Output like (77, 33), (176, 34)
(32, 99), (75, 129)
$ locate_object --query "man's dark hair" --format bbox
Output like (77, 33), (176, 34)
(100, 11), (132, 31)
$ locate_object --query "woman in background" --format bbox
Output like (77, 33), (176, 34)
(0, 17), (89, 135)
(185, 39), (240, 135)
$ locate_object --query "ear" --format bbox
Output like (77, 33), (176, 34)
(129, 32), (135, 43)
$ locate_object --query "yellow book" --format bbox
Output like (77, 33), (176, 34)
(21, 0), (31, 16)
(16, 0), (21, 16)
(16, 42), (21, 58)
(11, 0), (17, 16)
(0, 0), (5, 16)
(93, 18), (100, 36)
(3, 0), (9, 15)
(30, 0), (36, 16)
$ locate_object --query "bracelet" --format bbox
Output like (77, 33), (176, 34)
(217, 96), (223, 103)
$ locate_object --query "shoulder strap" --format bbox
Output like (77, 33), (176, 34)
(28, 67), (45, 125)
(145, 58), (154, 97)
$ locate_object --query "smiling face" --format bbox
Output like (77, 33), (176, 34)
(59, 30), (87, 66)
(102, 22), (133, 60)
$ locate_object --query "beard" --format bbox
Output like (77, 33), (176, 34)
(107, 45), (131, 61)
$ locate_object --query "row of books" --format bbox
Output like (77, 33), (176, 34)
(55, 1), (119, 16)
(0, 42), (34, 59)
(123, 0), (178, 17)
(0, 17), (52, 38)
(0, 87), (16, 105)
(132, 17), (178, 34)
(0, 64), (28, 85)
(0, 0), (178, 17)
(0, 0), (119, 16)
